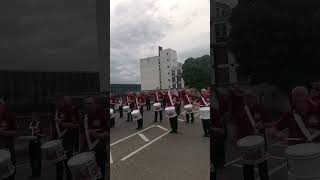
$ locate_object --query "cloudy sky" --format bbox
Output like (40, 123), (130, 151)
(111, 0), (210, 84)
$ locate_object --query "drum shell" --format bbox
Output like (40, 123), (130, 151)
(0, 150), (14, 180)
(110, 109), (114, 119)
(123, 106), (131, 113)
(237, 136), (266, 164)
(68, 153), (101, 180)
(153, 103), (161, 111)
(287, 151), (320, 178)
(41, 140), (66, 163)
(184, 104), (193, 114)
(165, 107), (177, 118)
(199, 107), (210, 120)
(131, 110), (142, 121)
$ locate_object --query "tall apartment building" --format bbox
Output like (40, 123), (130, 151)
(140, 46), (184, 90)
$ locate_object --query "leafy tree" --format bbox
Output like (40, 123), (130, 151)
(182, 55), (210, 90)
(229, 0), (320, 91)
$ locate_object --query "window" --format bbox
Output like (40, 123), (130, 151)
(216, 8), (220, 17)
(172, 84), (176, 89)
(167, 52), (169, 55)
(177, 83), (182, 89)
(172, 70), (175, 75)
(168, 72), (170, 75)
(167, 66), (170, 68)
(177, 76), (181, 82)
(168, 79), (171, 81)
(167, 59), (169, 62)
(215, 24), (221, 37)
(172, 77), (176, 82)
(177, 70), (181, 75)
(215, 23), (227, 38)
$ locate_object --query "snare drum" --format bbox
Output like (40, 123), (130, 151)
(199, 107), (210, 120)
(131, 110), (142, 121)
(153, 103), (162, 111)
(110, 109), (114, 119)
(67, 152), (101, 180)
(237, 135), (266, 164)
(0, 150), (14, 180)
(41, 140), (66, 163)
(286, 143), (320, 179)
(123, 106), (131, 113)
(165, 106), (177, 118)
(184, 104), (193, 114)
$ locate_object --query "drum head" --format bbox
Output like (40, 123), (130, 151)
(286, 143), (320, 157)
(237, 135), (264, 148)
(124, 106), (129, 109)
(0, 149), (11, 163)
(153, 103), (161, 106)
(165, 106), (175, 111)
(184, 104), (193, 108)
(41, 140), (61, 149)
(131, 110), (140, 114)
(199, 107), (210, 111)
(68, 152), (95, 167)
(110, 109), (114, 114)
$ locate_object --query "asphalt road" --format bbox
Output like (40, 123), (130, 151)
(110, 106), (210, 180)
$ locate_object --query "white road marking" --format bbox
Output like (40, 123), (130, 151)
(110, 152), (113, 164)
(110, 125), (156, 146)
(178, 118), (185, 122)
(121, 131), (171, 161)
(138, 133), (150, 142)
(157, 125), (168, 131)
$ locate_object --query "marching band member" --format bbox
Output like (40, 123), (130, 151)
(229, 83), (245, 123)
(310, 81), (320, 106)
(28, 111), (43, 178)
(232, 90), (272, 180)
(268, 86), (320, 145)
(118, 97), (124, 118)
(174, 89), (181, 116)
(161, 90), (167, 108)
(127, 92), (135, 122)
(135, 92), (146, 130)
(109, 95), (116, 128)
(83, 97), (108, 180)
(195, 89), (211, 137)
(183, 89), (196, 123)
(154, 88), (163, 122)
(55, 96), (80, 180)
(0, 99), (17, 180)
(211, 105), (225, 180)
(165, 89), (179, 133)
(145, 91), (151, 111)
(110, 95), (117, 110)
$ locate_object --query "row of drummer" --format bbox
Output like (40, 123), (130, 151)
(0, 96), (108, 180)
(109, 87), (211, 136)
(212, 85), (320, 180)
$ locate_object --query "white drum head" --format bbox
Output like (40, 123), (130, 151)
(237, 135), (264, 148)
(123, 106), (130, 109)
(184, 104), (193, 109)
(165, 106), (175, 111)
(0, 149), (11, 163)
(199, 107), (210, 112)
(110, 109), (114, 114)
(41, 140), (61, 149)
(131, 110), (140, 114)
(286, 143), (320, 157)
(68, 152), (95, 167)
(153, 103), (161, 106)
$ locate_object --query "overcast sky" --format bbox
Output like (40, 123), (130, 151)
(111, 0), (210, 84)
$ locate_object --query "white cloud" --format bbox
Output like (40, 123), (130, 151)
(110, 0), (210, 84)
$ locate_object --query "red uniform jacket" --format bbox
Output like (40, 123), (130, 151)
(197, 94), (210, 107)
(135, 96), (145, 109)
(183, 94), (196, 105)
(0, 107), (16, 148)
(235, 104), (272, 140)
(110, 97), (117, 105)
(87, 106), (108, 143)
(155, 91), (164, 102)
(276, 106), (320, 145)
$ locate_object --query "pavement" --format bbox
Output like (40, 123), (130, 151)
(13, 106), (210, 180)
(110, 107), (210, 180)
(216, 123), (288, 180)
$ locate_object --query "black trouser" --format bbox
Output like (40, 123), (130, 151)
(146, 100), (151, 111)
(140, 106), (144, 117)
(56, 150), (73, 180)
(212, 138), (226, 169)
(169, 116), (178, 133)
(161, 100), (166, 108)
(154, 110), (163, 122)
(243, 161), (269, 180)
(211, 171), (216, 180)
(110, 117), (115, 128)
(186, 113), (194, 123)
(175, 104), (180, 115)
(29, 140), (42, 177)
(202, 119), (210, 136)
(93, 142), (107, 180)
(3, 141), (16, 180)
(137, 118), (143, 129)
(119, 105), (123, 118)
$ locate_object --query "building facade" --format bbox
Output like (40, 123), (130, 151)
(140, 46), (184, 90)
(212, 0), (249, 86)
(111, 84), (141, 95)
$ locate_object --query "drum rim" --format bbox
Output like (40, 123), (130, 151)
(286, 143), (320, 157)
(41, 140), (62, 149)
(68, 152), (95, 166)
(0, 150), (11, 162)
(199, 107), (210, 110)
(237, 135), (265, 148)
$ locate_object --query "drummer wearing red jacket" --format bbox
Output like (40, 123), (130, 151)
(154, 88), (164, 122)
(135, 92), (146, 130)
(165, 89), (179, 133)
(183, 89), (196, 123)
(110, 95), (117, 110)
(268, 86), (320, 145)
(229, 83), (245, 122)
(211, 107), (225, 180)
(232, 90), (271, 180)
(173, 89), (181, 115)
(195, 89), (211, 137)
(126, 92), (135, 122)
(118, 97), (124, 118)
(0, 99), (17, 180)
(84, 97), (108, 180)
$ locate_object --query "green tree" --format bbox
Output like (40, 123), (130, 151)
(182, 55), (210, 90)
(229, 0), (320, 90)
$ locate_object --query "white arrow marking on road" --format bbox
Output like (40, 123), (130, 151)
(121, 131), (171, 161)
(157, 125), (168, 131)
(138, 133), (150, 142)
(110, 125), (156, 146)
(110, 152), (113, 164)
